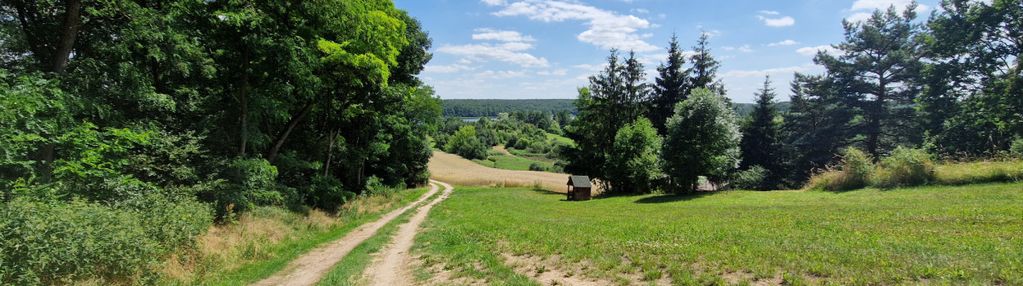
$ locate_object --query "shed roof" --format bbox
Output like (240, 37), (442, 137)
(567, 175), (592, 188)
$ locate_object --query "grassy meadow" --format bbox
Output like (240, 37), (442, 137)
(414, 183), (1023, 285)
(473, 147), (557, 171)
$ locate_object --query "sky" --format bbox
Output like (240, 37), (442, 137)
(394, 0), (937, 103)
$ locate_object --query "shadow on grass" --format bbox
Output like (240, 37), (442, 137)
(633, 191), (717, 204)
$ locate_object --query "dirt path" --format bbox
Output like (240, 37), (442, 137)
(362, 180), (454, 286)
(250, 183), (441, 286)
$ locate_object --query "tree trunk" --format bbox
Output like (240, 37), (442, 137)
(51, 0), (82, 73)
(266, 102), (313, 162)
(323, 129), (337, 177)
(238, 72), (250, 156)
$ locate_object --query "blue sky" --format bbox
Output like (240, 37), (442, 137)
(395, 0), (935, 103)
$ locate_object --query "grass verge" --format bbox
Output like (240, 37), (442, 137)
(159, 188), (429, 286)
(416, 183), (1023, 285)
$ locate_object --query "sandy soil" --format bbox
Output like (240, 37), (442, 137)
(250, 183), (440, 286)
(362, 180), (454, 286)
(429, 150), (601, 193)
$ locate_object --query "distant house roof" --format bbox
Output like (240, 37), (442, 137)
(567, 175), (591, 188)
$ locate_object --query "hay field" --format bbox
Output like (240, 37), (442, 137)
(429, 150), (594, 193)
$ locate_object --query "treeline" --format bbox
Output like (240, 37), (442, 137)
(442, 99), (576, 117)
(0, 0), (438, 284)
(437, 113), (570, 167)
(566, 0), (1023, 194)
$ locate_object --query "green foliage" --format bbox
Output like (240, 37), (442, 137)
(0, 196), (211, 285)
(730, 165), (769, 190)
(306, 175), (354, 213)
(662, 88), (742, 192)
(441, 99), (576, 117)
(806, 148), (874, 192)
(1012, 138), (1023, 158)
(874, 147), (936, 188)
(740, 76), (782, 188)
(606, 118), (662, 193)
(444, 125), (487, 160)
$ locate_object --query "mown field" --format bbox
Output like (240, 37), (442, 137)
(413, 183), (1023, 285)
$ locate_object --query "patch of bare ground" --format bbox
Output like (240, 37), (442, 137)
(501, 253), (672, 286)
(249, 183), (440, 286)
(429, 150), (603, 193)
(410, 255), (489, 286)
(362, 180), (454, 286)
(721, 271), (783, 286)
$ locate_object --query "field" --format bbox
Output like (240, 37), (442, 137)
(429, 150), (578, 193)
(413, 183), (1023, 285)
(473, 146), (556, 171)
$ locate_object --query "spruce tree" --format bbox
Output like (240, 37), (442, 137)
(740, 76), (782, 188)
(688, 32), (725, 94)
(649, 34), (689, 134)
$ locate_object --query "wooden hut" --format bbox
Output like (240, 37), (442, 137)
(566, 175), (592, 201)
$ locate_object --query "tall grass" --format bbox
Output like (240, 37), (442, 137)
(806, 147), (1022, 191)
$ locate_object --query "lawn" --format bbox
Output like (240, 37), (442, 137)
(414, 183), (1023, 285)
(473, 148), (555, 171)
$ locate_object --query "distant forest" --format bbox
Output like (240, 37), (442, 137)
(442, 99), (788, 118)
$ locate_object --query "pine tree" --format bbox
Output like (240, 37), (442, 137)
(816, 3), (923, 158)
(649, 34), (689, 134)
(740, 76), (782, 188)
(781, 73), (856, 184)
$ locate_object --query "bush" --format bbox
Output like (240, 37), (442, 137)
(528, 162), (546, 171)
(874, 147), (935, 188)
(0, 197), (211, 285)
(204, 158), (280, 219)
(805, 148), (874, 191)
(444, 125), (488, 160)
(1011, 138), (1023, 158)
(306, 175), (354, 213)
(731, 165), (769, 190)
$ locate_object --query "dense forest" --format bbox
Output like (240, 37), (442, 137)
(442, 99), (576, 117)
(0, 0), (440, 283)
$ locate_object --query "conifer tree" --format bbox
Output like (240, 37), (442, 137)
(740, 76), (782, 188)
(649, 34), (689, 134)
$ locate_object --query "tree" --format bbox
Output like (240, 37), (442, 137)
(740, 76), (782, 189)
(607, 118), (662, 193)
(649, 33), (690, 135)
(563, 50), (649, 188)
(815, 3), (923, 158)
(780, 73), (856, 184)
(662, 88), (741, 192)
(444, 125), (487, 160)
(688, 32), (724, 94)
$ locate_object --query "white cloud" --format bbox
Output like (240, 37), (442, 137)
(767, 39), (799, 47)
(425, 63), (476, 73)
(493, 0), (659, 52)
(796, 45), (841, 57)
(723, 45), (754, 53)
(437, 43), (549, 67)
(537, 69), (568, 76)
(721, 64), (817, 78)
(477, 70), (528, 79)
(481, 0), (506, 6)
(757, 11), (795, 27)
(845, 0), (928, 22)
(472, 28), (536, 42)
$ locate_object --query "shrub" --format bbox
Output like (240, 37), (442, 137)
(874, 147), (935, 188)
(731, 165), (769, 190)
(528, 162), (546, 171)
(444, 125), (488, 160)
(204, 158), (280, 218)
(0, 197), (211, 285)
(805, 148), (874, 191)
(1011, 138), (1023, 158)
(306, 175), (354, 213)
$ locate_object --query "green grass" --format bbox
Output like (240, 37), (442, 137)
(316, 190), (442, 286)
(195, 188), (430, 286)
(473, 149), (555, 171)
(415, 183), (1023, 285)
(545, 132), (574, 146)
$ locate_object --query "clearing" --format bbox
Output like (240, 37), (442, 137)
(413, 183), (1023, 285)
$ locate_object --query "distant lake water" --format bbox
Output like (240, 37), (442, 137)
(459, 117), (496, 122)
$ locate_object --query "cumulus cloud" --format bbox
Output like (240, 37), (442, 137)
(767, 39), (799, 47)
(491, 0), (659, 52)
(481, 0), (506, 6)
(436, 27), (548, 68)
(796, 45), (841, 57)
(723, 45), (754, 53)
(845, 0), (928, 22)
(757, 11), (795, 27)
(426, 63), (476, 73)
(721, 64), (817, 78)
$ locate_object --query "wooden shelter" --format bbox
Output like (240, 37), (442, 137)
(566, 175), (592, 201)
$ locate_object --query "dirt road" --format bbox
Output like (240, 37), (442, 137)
(250, 182), (440, 286)
(362, 180), (453, 286)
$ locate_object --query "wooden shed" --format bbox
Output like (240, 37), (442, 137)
(566, 175), (592, 201)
